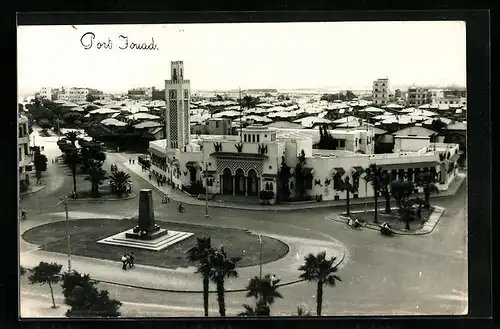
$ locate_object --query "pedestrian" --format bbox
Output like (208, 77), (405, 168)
(132, 159), (135, 164)
(149, 173), (152, 180)
(128, 252), (135, 268)
(117, 146), (120, 152)
(157, 178), (160, 186)
(126, 184), (132, 194)
(271, 274), (277, 286)
(121, 254), (128, 270)
(129, 157), (131, 164)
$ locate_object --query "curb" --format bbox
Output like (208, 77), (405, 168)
(87, 247), (346, 294)
(137, 174), (465, 212)
(332, 206), (445, 236)
(67, 193), (138, 202)
(21, 240), (346, 295)
(20, 186), (46, 197)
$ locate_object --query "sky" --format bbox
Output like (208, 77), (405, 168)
(17, 21), (466, 95)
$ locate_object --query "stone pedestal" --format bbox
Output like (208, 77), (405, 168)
(125, 189), (168, 240)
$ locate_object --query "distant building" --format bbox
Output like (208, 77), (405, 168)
(39, 87), (52, 101)
(58, 87), (89, 103)
(165, 61), (190, 149)
(18, 114), (32, 180)
(128, 87), (153, 99)
(372, 78), (389, 105)
(191, 118), (233, 136)
(430, 88), (467, 106)
(407, 86), (432, 107)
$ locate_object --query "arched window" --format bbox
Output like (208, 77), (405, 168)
(269, 182), (274, 190)
(265, 182), (270, 190)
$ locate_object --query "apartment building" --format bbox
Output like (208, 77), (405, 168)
(372, 78), (389, 105)
(18, 115), (32, 178)
(407, 86), (432, 107)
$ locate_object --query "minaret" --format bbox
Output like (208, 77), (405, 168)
(165, 61), (191, 150)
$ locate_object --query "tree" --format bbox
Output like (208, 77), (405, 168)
(345, 90), (357, 100)
(61, 271), (97, 301)
(390, 180), (415, 210)
(20, 265), (27, 276)
(294, 150), (307, 200)
(33, 148), (48, 182)
(86, 94), (98, 102)
(186, 237), (215, 317)
(364, 164), (383, 223)
(64, 130), (81, 146)
(336, 176), (358, 216)
(28, 262), (63, 308)
(64, 144), (79, 197)
(65, 282), (122, 318)
(38, 118), (52, 131)
(209, 247), (241, 316)
(278, 156), (292, 201)
(415, 171), (439, 208)
(85, 160), (107, 198)
(430, 118), (447, 144)
(298, 252), (341, 316)
(379, 170), (393, 213)
(109, 171), (131, 198)
(243, 275), (283, 316)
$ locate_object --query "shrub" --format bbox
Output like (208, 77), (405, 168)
(260, 190), (275, 200)
(184, 180), (206, 195)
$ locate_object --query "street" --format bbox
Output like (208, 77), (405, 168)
(19, 130), (468, 317)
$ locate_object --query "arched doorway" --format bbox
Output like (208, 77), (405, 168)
(222, 168), (232, 194)
(235, 168), (245, 195)
(189, 167), (197, 183)
(247, 169), (258, 196)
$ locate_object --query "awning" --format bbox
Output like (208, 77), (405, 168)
(333, 167), (345, 176)
(210, 152), (268, 159)
(448, 152), (461, 163)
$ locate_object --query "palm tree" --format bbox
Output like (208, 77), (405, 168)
(209, 247), (241, 316)
(186, 237), (215, 317)
(85, 160), (107, 198)
(364, 163), (383, 223)
(298, 251), (341, 316)
(64, 130), (81, 146)
(109, 171), (131, 198)
(244, 275), (283, 316)
(415, 171), (439, 209)
(337, 175), (358, 217)
(379, 170), (393, 213)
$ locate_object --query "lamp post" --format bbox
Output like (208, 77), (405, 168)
(203, 140), (209, 219)
(258, 234), (263, 279)
(57, 196), (72, 272)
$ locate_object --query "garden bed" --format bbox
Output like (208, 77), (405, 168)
(22, 218), (290, 269)
(344, 206), (435, 231)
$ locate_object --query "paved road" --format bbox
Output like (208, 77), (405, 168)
(19, 133), (468, 317)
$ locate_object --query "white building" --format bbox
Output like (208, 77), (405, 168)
(372, 78), (389, 106)
(58, 87), (89, 103)
(148, 64), (461, 204)
(18, 115), (32, 178)
(39, 87), (52, 101)
(407, 86), (432, 107)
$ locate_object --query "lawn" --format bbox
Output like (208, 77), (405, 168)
(348, 206), (435, 231)
(22, 218), (289, 269)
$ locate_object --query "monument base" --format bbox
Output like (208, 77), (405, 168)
(97, 228), (194, 251)
(125, 225), (168, 241)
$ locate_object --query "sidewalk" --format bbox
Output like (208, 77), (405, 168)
(122, 161), (466, 212)
(20, 185), (46, 197)
(20, 212), (346, 293)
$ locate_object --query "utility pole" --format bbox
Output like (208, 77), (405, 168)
(203, 143), (209, 219)
(239, 87), (243, 142)
(258, 234), (263, 279)
(58, 197), (72, 272)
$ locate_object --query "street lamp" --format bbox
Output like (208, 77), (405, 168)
(202, 139), (209, 219)
(57, 196), (72, 272)
(258, 234), (263, 279)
